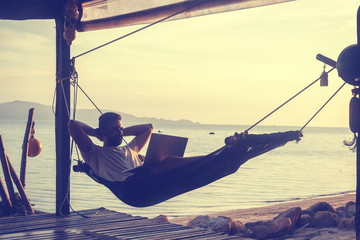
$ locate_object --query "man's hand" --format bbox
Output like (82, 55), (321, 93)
(225, 132), (247, 146)
(94, 128), (103, 142)
(124, 124), (153, 152)
(68, 120), (95, 152)
(225, 135), (238, 146)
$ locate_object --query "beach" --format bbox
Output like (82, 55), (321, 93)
(169, 194), (356, 239)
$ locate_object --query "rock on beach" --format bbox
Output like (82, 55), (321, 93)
(169, 194), (356, 240)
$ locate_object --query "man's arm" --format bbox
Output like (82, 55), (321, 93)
(68, 120), (100, 153)
(123, 123), (153, 152)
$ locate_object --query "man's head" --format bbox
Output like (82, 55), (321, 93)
(98, 112), (123, 146)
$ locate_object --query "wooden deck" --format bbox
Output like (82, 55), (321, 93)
(0, 208), (242, 239)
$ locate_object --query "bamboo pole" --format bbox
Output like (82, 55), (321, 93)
(20, 108), (34, 188)
(0, 175), (12, 214)
(6, 155), (34, 214)
(0, 136), (16, 204)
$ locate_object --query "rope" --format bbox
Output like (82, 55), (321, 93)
(60, 80), (71, 118)
(54, 63), (96, 217)
(299, 82), (346, 132)
(70, 59), (80, 165)
(55, 65), (132, 216)
(52, 76), (70, 116)
(246, 67), (335, 132)
(73, 0), (208, 59)
(71, 58), (79, 120)
(52, 88), (56, 116)
(71, 80), (103, 115)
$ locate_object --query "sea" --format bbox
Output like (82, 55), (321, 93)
(0, 119), (356, 219)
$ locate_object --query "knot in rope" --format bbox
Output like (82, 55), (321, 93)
(70, 57), (78, 85)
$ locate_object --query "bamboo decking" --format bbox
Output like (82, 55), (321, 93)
(0, 208), (242, 239)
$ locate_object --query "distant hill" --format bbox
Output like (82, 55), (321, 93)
(0, 100), (197, 124)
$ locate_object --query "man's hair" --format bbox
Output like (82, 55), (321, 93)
(98, 112), (122, 130)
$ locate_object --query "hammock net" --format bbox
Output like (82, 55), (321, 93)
(75, 130), (301, 207)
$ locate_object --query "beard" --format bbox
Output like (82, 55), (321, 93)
(108, 134), (123, 146)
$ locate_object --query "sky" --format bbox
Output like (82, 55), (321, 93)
(0, 0), (359, 128)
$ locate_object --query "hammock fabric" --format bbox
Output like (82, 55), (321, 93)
(75, 131), (301, 207)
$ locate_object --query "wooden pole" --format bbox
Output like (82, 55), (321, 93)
(0, 176), (12, 214)
(0, 136), (16, 204)
(357, 131), (360, 240)
(55, 16), (71, 215)
(356, 6), (360, 240)
(7, 155), (34, 214)
(20, 108), (35, 188)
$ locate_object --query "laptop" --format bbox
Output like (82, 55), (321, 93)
(144, 133), (188, 162)
(123, 133), (188, 173)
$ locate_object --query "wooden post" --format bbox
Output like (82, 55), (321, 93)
(55, 16), (71, 215)
(20, 108), (35, 188)
(0, 136), (16, 204)
(356, 6), (360, 240)
(7, 155), (34, 214)
(357, 130), (360, 240)
(0, 176), (12, 214)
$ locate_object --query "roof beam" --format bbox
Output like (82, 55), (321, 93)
(78, 0), (294, 32)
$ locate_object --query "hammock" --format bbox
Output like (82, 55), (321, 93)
(74, 131), (301, 207)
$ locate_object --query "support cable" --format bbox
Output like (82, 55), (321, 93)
(246, 67), (335, 132)
(299, 82), (346, 132)
(71, 78), (103, 115)
(56, 59), (343, 217)
(73, 0), (208, 59)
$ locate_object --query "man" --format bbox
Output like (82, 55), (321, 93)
(68, 112), (206, 182)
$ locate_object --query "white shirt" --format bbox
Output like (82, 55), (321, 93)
(80, 141), (143, 181)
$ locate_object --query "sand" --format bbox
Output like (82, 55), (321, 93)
(169, 194), (356, 239)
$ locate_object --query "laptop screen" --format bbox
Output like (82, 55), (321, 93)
(145, 133), (188, 162)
